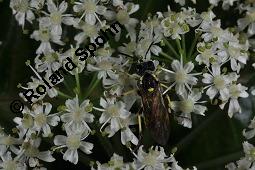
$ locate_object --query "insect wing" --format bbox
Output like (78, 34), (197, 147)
(139, 73), (170, 145)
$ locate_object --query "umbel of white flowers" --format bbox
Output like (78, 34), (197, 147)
(21, 21), (124, 105)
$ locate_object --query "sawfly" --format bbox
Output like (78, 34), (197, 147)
(119, 41), (171, 145)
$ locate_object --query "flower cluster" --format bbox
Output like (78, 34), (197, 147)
(3, 0), (255, 169)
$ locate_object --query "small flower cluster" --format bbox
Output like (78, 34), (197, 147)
(92, 146), (197, 170)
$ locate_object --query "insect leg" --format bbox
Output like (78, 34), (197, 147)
(121, 89), (137, 96)
(133, 107), (143, 152)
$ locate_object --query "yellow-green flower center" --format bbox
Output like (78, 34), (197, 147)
(3, 160), (17, 170)
(116, 10), (130, 25)
(39, 28), (50, 42)
(84, 1), (97, 13)
(180, 99), (194, 114)
(34, 113), (47, 127)
(66, 135), (81, 150)
(213, 75), (225, 90)
(106, 105), (120, 117)
(175, 70), (187, 84)
(229, 85), (240, 98)
(50, 11), (62, 25)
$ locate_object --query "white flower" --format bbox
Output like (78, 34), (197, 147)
(202, 64), (230, 101)
(10, 0), (35, 28)
(54, 125), (93, 164)
(30, 103), (60, 137)
(15, 138), (55, 167)
(171, 90), (207, 128)
(135, 145), (173, 170)
(243, 141), (255, 162)
(13, 106), (36, 138)
(40, 0), (74, 35)
(73, 0), (106, 25)
(243, 116), (255, 139)
(0, 131), (22, 156)
(30, 19), (64, 54)
(162, 57), (199, 95)
(0, 152), (27, 170)
(73, 19), (102, 45)
(238, 5), (255, 35)
(220, 83), (249, 117)
(18, 76), (57, 104)
(60, 95), (94, 131)
(136, 33), (162, 61)
(161, 8), (196, 39)
(118, 115), (138, 145)
(60, 47), (86, 74)
(95, 97), (130, 135)
(225, 157), (252, 170)
(114, 2), (139, 41)
(87, 56), (122, 80)
(195, 42), (218, 66)
(217, 39), (249, 73)
(34, 52), (61, 77)
(91, 153), (135, 169)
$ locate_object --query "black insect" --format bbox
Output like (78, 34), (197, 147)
(119, 41), (171, 145)
(136, 61), (170, 145)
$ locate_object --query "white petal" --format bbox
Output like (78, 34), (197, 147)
(219, 88), (229, 101)
(37, 151), (55, 162)
(193, 105), (207, 115)
(85, 13), (96, 25)
(202, 73), (213, 84)
(171, 60), (181, 72)
(79, 141), (93, 154)
(47, 0), (57, 13)
(63, 149), (78, 164)
(237, 17), (249, 31)
(100, 98), (107, 108)
(42, 124), (51, 137)
(96, 6), (106, 15)
(212, 64), (221, 76)
(206, 86), (218, 99)
(110, 118), (120, 132)
(54, 135), (67, 145)
(228, 98), (240, 117)
(248, 22), (255, 35)
(61, 112), (74, 123)
(47, 115), (60, 126)
(62, 17), (74, 25)
(184, 62), (194, 73)
(44, 103), (52, 114)
(59, 1), (67, 13)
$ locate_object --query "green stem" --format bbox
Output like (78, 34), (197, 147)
(181, 34), (186, 59)
(85, 77), (101, 98)
(187, 33), (200, 59)
(57, 90), (72, 99)
(191, 51), (199, 62)
(175, 39), (183, 60)
(63, 79), (74, 95)
(163, 38), (179, 58)
(75, 72), (81, 95)
(160, 52), (174, 61)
